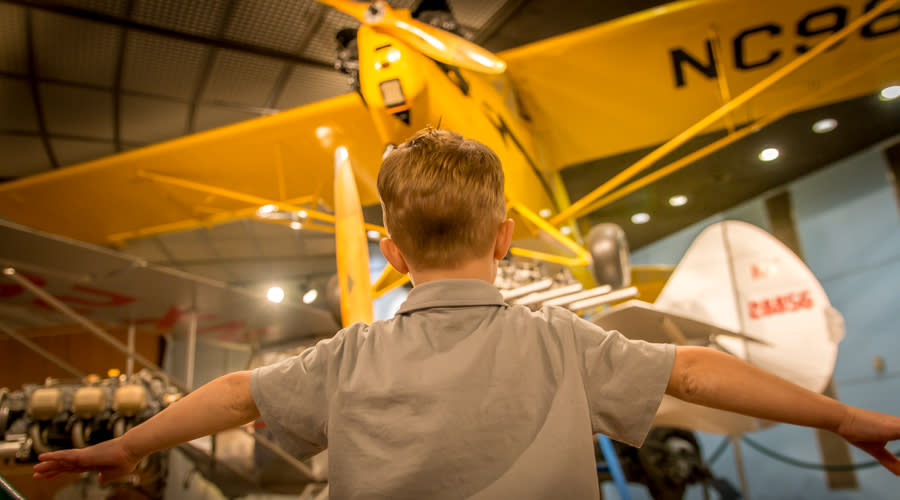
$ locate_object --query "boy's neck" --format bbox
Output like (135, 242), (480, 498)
(409, 256), (496, 286)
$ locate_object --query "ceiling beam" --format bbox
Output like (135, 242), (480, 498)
(23, 8), (57, 168)
(1, 0), (335, 70)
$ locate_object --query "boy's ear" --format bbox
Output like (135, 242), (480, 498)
(380, 237), (410, 274)
(493, 218), (515, 260)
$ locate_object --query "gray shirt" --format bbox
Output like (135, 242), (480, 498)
(251, 279), (675, 499)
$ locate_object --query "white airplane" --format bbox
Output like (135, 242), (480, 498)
(594, 220), (844, 436)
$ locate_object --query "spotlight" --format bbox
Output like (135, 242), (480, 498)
(290, 221), (302, 230)
(539, 208), (552, 218)
(367, 230), (382, 240)
(668, 195), (688, 207)
(758, 147), (779, 162)
(267, 287), (285, 303)
(631, 213), (650, 224)
(812, 118), (838, 134)
(297, 210), (309, 219)
(257, 204), (278, 217)
(303, 289), (318, 304)
(880, 85), (900, 101)
(560, 226), (573, 235)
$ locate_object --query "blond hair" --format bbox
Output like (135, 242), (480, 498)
(377, 128), (506, 269)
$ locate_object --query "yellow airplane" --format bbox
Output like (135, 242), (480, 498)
(0, 0), (897, 482)
(1, 1), (897, 496)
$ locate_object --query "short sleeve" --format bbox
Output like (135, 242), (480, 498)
(250, 332), (345, 459)
(572, 315), (675, 447)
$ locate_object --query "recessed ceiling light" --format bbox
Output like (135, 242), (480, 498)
(668, 195), (688, 207)
(257, 204), (278, 216)
(759, 147), (779, 162)
(539, 208), (552, 218)
(560, 226), (573, 235)
(302, 289), (318, 304)
(267, 286), (285, 303)
(290, 221), (302, 230)
(880, 85), (900, 101)
(366, 230), (382, 240)
(812, 118), (838, 134)
(631, 212), (650, 224)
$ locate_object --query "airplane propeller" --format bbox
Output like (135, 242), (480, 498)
(316, 0), (507, 75)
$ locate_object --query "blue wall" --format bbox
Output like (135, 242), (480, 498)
(611, 136), (900, 499)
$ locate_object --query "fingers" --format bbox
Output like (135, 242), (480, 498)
(868, 445), (900, 475)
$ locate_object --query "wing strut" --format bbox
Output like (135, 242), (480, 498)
(575, 45), (900, 217)
(551, 0), (900, 226)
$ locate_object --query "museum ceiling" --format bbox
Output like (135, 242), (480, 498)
(0, 0), (898, 295)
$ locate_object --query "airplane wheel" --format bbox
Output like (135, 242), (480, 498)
(586, 223), (630, 289)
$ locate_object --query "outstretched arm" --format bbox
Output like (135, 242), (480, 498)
(33, 370), (260, 484)
(666, 346), (900, 474)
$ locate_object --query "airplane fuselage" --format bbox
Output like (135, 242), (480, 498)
(355, 25), (562, 241)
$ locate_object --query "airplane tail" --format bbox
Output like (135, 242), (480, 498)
(654, 220), (843, 395)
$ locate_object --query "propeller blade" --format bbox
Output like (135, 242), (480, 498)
(316, 0), (371, 23)
(334, 145), (374, 326)
(317, 0), (506, 74)
(376, 16), (506, 74)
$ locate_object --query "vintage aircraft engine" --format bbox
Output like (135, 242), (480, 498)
(585, 223), (631, 290)
(335, 27), (360, 91)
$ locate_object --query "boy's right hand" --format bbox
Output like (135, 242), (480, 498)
(836, 406), (900, 475)
(32, 437), (141, 484)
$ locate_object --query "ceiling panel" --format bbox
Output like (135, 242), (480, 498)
(132, 0), (230, 37)
(50, 138), (115, 167)
(225, 0), (323, 53)
(32, 11), (120, 87)
(0, 77), (38, 131)
(179, 264), (234, 283)
(40, 83), (113, 139)
(119, 237), (171, 263)
(193, 104), (261, 133)
(450, 0), (508, 31)
(268, 256), (337, 278)
(202, 50), (282, 106)
(300, 8), (358, 64)
(156, 230), (215, 262)
(53, 1), (130, 17)
(122, 31), (210, 100)
(0, 4), (27, 74)
(0, 135), (51, 178)
(300, 236), (337, 258)
(276, 63), (350, 109)
(208, 236), (261, 260)
(120, 95), (188, 144)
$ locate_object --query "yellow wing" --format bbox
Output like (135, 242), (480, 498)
(0, 93), (382, 245)
(502, 0), (899, 172)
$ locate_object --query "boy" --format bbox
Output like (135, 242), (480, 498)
(34, 129), (900, 498)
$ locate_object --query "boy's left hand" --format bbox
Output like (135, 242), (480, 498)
(32, 437), (140, 484)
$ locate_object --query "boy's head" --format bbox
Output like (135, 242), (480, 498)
(377, 128), (508, 272)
